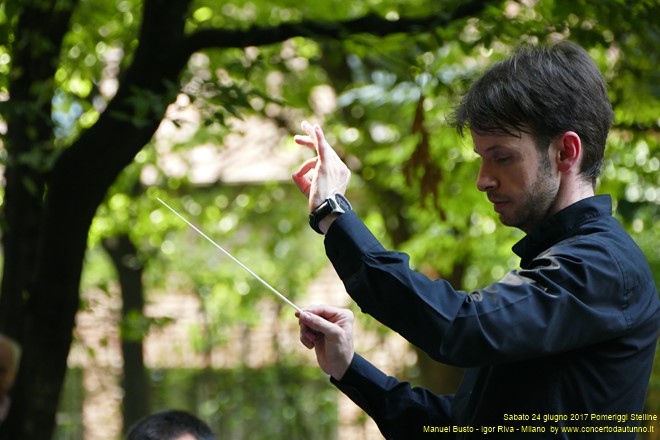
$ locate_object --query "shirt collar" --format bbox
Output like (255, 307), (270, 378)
(512, 195), (613, 267)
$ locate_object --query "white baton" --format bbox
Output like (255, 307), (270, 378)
(157, 197), (302, 313)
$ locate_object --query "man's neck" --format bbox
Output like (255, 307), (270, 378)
(521, 177), (595, 235)
(550, 176), (595, 218)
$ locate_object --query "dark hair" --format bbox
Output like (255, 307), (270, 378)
(126, 410), (215, 440)
(451, 41), (614, 186)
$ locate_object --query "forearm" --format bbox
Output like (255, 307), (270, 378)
(331, 353), (453, 438)
(323, 211), (632, 367)
(323, 211), (467, 362)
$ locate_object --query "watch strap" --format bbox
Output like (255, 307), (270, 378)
(309, 193), (352, 234)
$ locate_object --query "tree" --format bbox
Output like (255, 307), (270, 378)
(1, 0), (658, 438)
(0, 0), (492, 437)
(102, 233), (150, 431)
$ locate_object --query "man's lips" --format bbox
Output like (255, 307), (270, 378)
(487, 196), (509, 212)
(492, 201), (508, 212)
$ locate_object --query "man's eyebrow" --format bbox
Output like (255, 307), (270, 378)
(473, 145), (505, 155)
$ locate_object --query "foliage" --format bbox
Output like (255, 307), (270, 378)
(1, 0), (658, 437)
(53, 365), (337, 439)
(149, 365), (337, 440)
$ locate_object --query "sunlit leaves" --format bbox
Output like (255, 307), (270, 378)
(32, 0), (660, 396)
(5, 0), (654, 331)
(49, 0), (141, 142)
(3, 1), (657, 436)
(192, 6), (213, 23)
(286, 0), (659, 299)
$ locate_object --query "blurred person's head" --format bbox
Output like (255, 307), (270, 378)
(126, 409), (215, 440)
(0, 333), (21, 397)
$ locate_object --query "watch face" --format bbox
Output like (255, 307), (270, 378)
(330, 193), (352, 213)
(335, 194), (351, 211)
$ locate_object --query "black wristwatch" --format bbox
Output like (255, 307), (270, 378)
(309, 193), (352, 234)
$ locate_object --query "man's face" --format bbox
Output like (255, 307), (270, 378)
(472, 130), (559, 233)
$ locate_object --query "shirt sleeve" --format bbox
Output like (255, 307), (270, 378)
(324, 211), (631, 367)
(330, 353), (454, 438)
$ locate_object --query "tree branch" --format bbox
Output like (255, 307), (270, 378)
(183, 0), (491, 55)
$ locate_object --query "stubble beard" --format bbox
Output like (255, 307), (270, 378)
(500, 161), (559, 233)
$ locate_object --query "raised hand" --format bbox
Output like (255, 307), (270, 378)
(292, 121), (351, 213)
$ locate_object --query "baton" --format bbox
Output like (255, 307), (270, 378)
(157, 197), (303, 313)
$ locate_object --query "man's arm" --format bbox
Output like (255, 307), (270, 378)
(291, 122), (628, 367)
(291, 122), (643, 368)
(297, 306), (454, 438)
(332, 354), (455, 438)
(322, 211), (637, 367)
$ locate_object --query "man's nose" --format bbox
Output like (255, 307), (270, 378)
(476, 164), (497, 192)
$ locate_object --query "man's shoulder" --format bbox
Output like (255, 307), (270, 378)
(540, 216), (657, 312)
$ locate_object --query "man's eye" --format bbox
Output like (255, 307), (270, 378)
(495, 156), (511, 163)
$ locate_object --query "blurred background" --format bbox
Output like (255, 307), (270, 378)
(0, 0), (658, 438)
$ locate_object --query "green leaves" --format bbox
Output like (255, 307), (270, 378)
(121, 309), (173, 343)
(5, 0), (658, 434)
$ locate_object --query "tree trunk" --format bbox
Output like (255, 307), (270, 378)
(103, 235), (150, 433)
(0, 1), (488, 436)
(0, 1), (78, 438)
(0, 1), (192, 437)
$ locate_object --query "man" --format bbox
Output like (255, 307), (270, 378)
(292, 41), (660, 438)
(0, 333), (20, 425)
(126, 409), (215, 440)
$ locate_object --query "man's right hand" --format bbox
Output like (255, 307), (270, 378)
(296, 305), (355, 381)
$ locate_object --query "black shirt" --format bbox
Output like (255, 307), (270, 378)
(325, 195), (659, 439)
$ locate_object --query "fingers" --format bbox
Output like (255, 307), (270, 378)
(296, 311), (322, 349)
(300, 328), (317, 349)
(293, 134), (316, 150)
(304, 304), (353, 322)
(301, 120), (317, 142)
(299, 121), (330, 160)
(297, 305), (353, 343)
(297, 306), (355, 380)
(296, 306), (351, 346)
(292, 157), (318, 196)
(314, 124), (330, 162)
(292, 120), (351, 211)
(294, 120), (318, 151)
(299, 311), (339, 336)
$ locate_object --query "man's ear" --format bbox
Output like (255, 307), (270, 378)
(555, 131), (582, 173)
